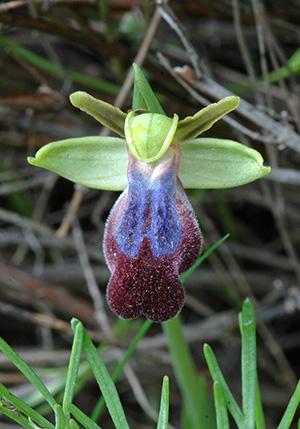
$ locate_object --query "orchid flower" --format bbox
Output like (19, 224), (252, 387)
(28, 64), (270, 322)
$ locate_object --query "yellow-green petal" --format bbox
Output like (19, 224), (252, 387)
(175, 96), (240, 142)
(179, 138), (270, 188)
(28, 137), (128, 191)
(70, 91), (127, 137)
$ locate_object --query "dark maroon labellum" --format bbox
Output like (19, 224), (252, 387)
(104, 143), (202, 322)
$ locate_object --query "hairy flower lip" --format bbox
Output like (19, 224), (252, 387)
(103, 143), (202, 322)
(106, 239), (185, 323)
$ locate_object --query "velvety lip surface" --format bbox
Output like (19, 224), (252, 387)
(104, 143), (202, 322)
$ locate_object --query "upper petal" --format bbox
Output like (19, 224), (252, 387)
(70, 91), (127, 137)
(175, 96), (240, 142)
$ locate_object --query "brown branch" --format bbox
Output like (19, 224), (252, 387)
(0, 261), (99, 327)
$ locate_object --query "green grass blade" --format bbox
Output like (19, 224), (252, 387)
(80, 324), (130, 429)
(91, 319), (152, 421)
(213, 381), (230, 429)
(278, 380), (300, 429)
(111, 319), (152, 382)
(162, 235), (230, 428)
(20, 374), (68, 410)
(255, 374), (266, 429)
(29, 417), (47, 428)
(0, 402), (33, 428)
(67, 70), (120, 94)
(180, 233), (230, 282)
(70, 419), (81, 429)
(0, 383), (54, 429)
(204, 343), (244, 427)
(157, 376), (169, 429)
(54, 403), (67, 429)
(0, 34), (120, 95)
(240, 299), (256, 429)
(163, 317), (216, 429)
(66, 403), (102, 429)
(0, 337), (57, 410)
(62, 320), (84, 421)
(227, 47), (300, 93)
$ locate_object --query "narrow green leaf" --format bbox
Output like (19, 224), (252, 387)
(228, 47), (300, 93)
(162, 236), (230, 429)
(69, 419), (81, 429)
(132, 63), (165, 114)
(91, 319), (152, 421)
(213, 381), (230, 429)
(62, 321), (84, 422)
(0, 35), (120, 95)
(157, 376), (169, 429)
(180, 138), (271, 188)
(112, 319), (152, 383)
(180, 233), (230, 282)
(255, 375), (266, 429)
(240, 299), (256, 429)
(203, 344), (244, 427)
(28, 417), (46, 428)
(0, 403), (32, 429)
(163, 318), (215, 429)
(175, 96), (240, 142)
(81, 325), (130, 429)
(0, 383), (54, 429)
(0, 337), (57, 410)
(28, 137), (128, 191)
(278, 380), (300, 429)
(21, 375), (68, 410)
(67, 71), (120, 94)
(54, 404), (66, 429)
(70, 92), (126, 137)
(66, 403), (102, 429)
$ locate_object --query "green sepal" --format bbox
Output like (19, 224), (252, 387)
(175, 96), (240, 142)
(125, 111), (178, 162)
(69, 91), (126, 137)
(179, 138), (271, 188)
(27, 137), (270, 191)
(27, 137), (128, 191)
(132, 63), (165, 114)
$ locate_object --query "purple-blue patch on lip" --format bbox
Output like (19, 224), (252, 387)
(116, 152), (182, 259)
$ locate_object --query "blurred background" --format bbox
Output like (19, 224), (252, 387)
(0, 0), (300, 427)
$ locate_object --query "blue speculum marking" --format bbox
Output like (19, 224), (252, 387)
(116, 164), (182, 258)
